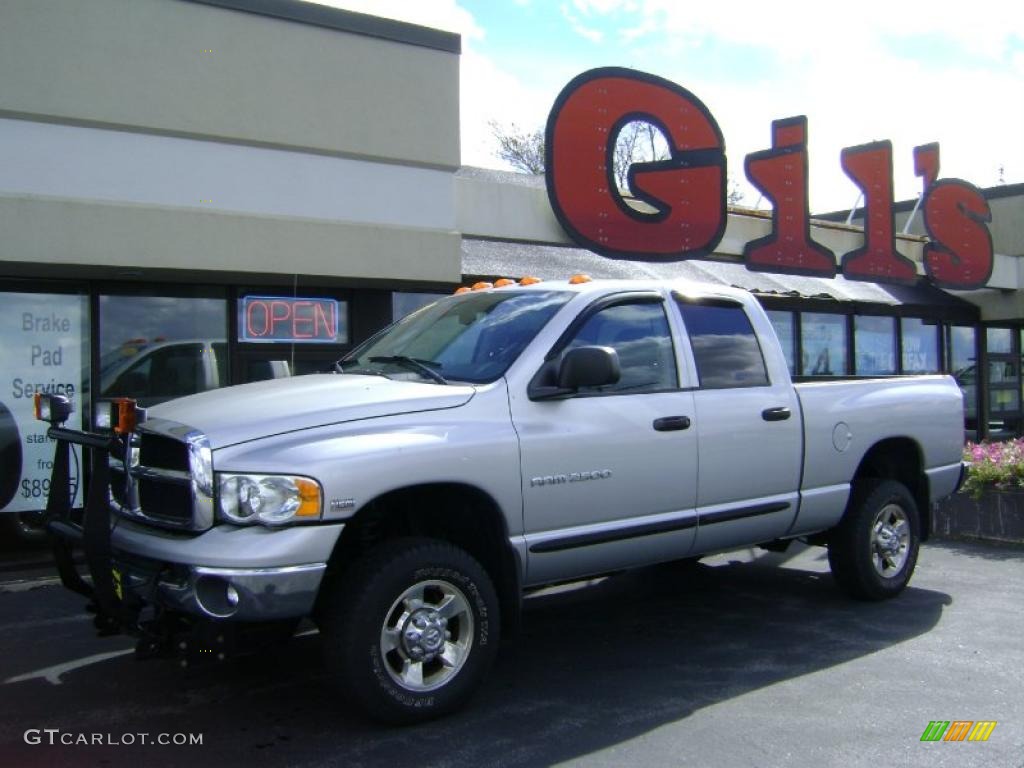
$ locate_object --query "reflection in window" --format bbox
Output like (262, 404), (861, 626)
(801, 313), (847, 376)
(566, 302), (677, 393)
(393, 292), (444, 322)
(855, 316), (896, 375)
(901, 319), (939, 373)
(950, 325), (977, 435)
(100, 295), (227, 407)
(986, 327), (1013, 354)
(348, 290), (571, 384)
(678, 301), (769, 389)
(766, 310), (796, 375)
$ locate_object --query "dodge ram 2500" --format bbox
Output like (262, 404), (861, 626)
(38, 276), (965, 723)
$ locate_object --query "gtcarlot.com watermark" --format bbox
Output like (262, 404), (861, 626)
(25, 729), (203, 746)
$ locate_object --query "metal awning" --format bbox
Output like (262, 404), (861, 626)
(461, 238), (978, 320)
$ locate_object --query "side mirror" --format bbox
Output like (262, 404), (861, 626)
(557, 346), (620, 390)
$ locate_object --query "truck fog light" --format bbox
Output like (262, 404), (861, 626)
(195, 575), (240, 619)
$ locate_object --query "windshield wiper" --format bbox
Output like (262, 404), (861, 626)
(369, 355), (448, 385)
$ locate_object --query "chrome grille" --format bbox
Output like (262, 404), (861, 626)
(108, 421), (213, 531)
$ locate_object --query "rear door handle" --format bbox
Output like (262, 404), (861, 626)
(653, 416), (691, 432)
(762, 407), (792, 422)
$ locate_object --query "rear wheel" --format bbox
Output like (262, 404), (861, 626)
(828, 479), (920, 600)
(319, 538), (500, 724)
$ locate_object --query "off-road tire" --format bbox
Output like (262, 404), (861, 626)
(828, 479), (920, 601)
(319, 537), (500, 724)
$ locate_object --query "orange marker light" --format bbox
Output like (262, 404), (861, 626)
(112, 398), (138, 434)
(568, 273), (592, 284)
(471, 282), (493, 291)
(453, 286), (471, 294)
(493, 278), (516, 288)
(294, 478), (322, 518)
(519, 276), (543, 285)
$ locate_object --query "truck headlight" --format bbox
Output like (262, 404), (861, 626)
(217, 474), (322, 526)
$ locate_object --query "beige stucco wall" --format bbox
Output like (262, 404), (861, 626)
(0, 0), (459, 169)
(0, 195), (460, 284)
(0, 0), (461, 285)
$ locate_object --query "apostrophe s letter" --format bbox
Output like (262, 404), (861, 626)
(743, 117), (836, 277)
(915, 143), (993, 290)
(545, 67), (727, 260)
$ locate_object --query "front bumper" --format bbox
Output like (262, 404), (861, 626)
(110, 521), (344, 621)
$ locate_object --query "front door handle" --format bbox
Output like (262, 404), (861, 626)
(762, 407), (792, 422)
(653, 416), (691, 432)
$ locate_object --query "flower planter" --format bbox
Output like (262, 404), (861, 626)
(933, 490), (1024, 544)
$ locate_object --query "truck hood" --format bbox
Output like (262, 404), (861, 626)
(145, 374), (475, 448)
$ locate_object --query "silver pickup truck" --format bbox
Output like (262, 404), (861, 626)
(39, 276), (964, 723)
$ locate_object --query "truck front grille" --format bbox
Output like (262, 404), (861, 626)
(109, 424), (213, 531)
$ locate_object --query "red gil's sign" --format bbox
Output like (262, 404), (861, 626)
(545, 67), (994, 290)
(240, 296), (339, 343)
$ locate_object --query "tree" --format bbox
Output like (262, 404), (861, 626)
(490, 119), (746, 207)
(727, 178), (745, 206)
(489, 121), (545, 175)
(612, 120), (670, 194)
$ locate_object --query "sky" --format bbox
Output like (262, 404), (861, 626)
(311, 0), (1023, 213)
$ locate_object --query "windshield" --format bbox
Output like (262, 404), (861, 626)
(341, 290), (572, 384)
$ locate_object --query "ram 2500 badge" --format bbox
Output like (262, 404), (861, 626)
(37, 276), (965, 723)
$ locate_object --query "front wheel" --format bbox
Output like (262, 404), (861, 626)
(319, 538), (500, 724)
(828, 479), (920, 601)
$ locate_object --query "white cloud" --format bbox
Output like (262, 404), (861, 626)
(303, 0), (1023, 207)
(560, 3), (604, 43)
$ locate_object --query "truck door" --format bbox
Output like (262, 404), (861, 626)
(672, 296), (802, 553)
(510, 293), (699, 585)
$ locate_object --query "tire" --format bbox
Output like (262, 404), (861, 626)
(319, 537), (500, 724)
(828, 479), (920, 601)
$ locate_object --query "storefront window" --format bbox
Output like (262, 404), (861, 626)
(901, 318), (939, 373)
(950, 325), (978, 439)
(801, 313), (847, 376)
(100, 295), (227, 408)
(1, 291), (88, 551)
(766, 310), (796, 375)
(393, 292), (445, 321)
(855, 316), (896, 375)
(986, 327), (1013, 354)
(985, 327), (1020, 438)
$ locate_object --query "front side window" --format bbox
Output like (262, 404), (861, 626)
(563, 301), (678, 394)
(343, 290), (572, 384)
(676, 300), (769, 389)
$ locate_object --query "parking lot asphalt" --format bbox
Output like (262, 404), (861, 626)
(0, 537), (1021, 768)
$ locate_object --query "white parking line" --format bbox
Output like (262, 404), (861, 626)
(0, 576), (62, 593)
(4, 648), (134, 686)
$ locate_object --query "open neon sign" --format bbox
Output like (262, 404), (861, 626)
(240, 296), (339, 343)
(545, 67), (994, 290)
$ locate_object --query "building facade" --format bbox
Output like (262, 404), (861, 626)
(0, 0), (1021, 536)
